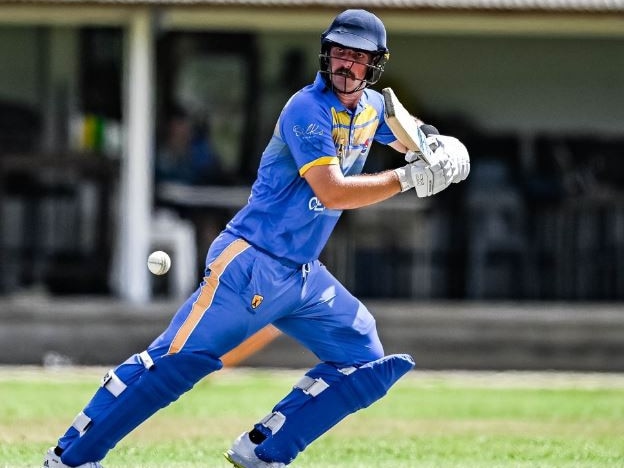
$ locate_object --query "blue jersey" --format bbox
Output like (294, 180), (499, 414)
(226, 73), (396, 265)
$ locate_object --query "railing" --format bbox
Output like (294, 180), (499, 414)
(157, 182), (624, 301)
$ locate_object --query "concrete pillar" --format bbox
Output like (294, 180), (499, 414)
(115, 9), (154, 302)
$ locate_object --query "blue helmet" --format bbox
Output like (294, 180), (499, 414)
(319, 9), (390, 92)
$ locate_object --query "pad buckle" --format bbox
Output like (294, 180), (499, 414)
(71, 411), (92, 435)
(259, 411), (286, 434)
(101, 369), (127, 397)
(295, 376), (329, 397)
(139, 350), (154, 369)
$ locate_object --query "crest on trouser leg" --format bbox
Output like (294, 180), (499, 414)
(251, 295), (264, 309)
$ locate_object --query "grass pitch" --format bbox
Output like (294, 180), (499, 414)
(1, 367), (624, 467)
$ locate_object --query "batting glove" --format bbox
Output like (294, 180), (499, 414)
(427, 135), (470, 183)
(403, 134), (442, 164)
(394, 155), (455, 197)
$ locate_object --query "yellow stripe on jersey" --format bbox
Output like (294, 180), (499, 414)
(352, 106), (379, 144)
(356, 104), (379, 124)
(299, 156), (340, 176)
(331, 105), (380, 148)
(298, 104), (379, 177)
(352, 123), (376, 145)
(167, 238), (251, 355)
(331, 108), (352, 127)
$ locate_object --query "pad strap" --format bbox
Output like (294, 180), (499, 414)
(101, 369), (127, 397)
(71, 411), (92, 435)
(139, 350), (154, 369)
(294, 376), (329, 397)
(259, 411), (286, 434)
(338, 366), (357, 375)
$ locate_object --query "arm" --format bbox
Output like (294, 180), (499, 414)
(302, 132), (469, 210)
(301, 127), (425, 210)
(303, 163), (402, 210)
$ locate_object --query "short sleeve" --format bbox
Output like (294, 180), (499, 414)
(278, 94), (339, 176)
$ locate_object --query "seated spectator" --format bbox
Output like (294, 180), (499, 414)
(156, 105), (224, 185)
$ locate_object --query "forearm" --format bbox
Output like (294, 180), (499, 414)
(341, 171), (401, 210)
(305, 165), (402, 210)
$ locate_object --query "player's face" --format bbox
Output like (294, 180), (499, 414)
(329, 46), (373, 93)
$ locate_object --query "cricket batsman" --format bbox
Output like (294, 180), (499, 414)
(43, 8), (469, 468)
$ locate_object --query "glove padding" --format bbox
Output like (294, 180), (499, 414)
(394, 134), (470, 197)
(394, 147), (455, 197)
(426, 135), (470, 183)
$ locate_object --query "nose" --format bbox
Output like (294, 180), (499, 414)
(342, 50), (359, 64)
(341, 59), (355, 70)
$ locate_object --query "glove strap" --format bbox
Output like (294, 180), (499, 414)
(393, 166), (412, 192)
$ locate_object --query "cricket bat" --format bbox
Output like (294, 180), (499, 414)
(382, 87), (440, 166)
(221, 325), (282, 367)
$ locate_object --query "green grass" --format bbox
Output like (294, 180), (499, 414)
(1, 367), (624, 467)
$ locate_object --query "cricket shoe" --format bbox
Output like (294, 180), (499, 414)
(224, 432), (285, 468)
(43, 447), (104, 468)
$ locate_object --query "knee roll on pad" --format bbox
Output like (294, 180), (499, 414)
(254, 353), (414, 464)
(61, 351), (221, 467)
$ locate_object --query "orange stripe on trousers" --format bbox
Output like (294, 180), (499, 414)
(168, 238), (250, 355)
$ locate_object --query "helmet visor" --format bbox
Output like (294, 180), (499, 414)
(323, 29), (379, 53)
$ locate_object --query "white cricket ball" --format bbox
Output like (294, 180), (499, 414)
(147, 250), (171, 275)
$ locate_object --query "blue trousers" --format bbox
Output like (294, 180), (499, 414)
(57, 231), (387, 464)
(150, 230), (384, 366)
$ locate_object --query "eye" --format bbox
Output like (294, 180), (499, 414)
(356, 51), (371, 63)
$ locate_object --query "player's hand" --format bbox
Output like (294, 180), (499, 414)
(404, 150), (421, 164)
(394, 155), (455, 197)
(403, 133), (443, 164)
(427, 135), (470, 183)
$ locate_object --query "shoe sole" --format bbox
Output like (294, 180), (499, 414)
(223, 450), (246, 468)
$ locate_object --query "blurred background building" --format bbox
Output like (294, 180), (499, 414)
(0, 0), (623, 369)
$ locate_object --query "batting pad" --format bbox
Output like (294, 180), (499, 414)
(61, 351), (221, 466)
(254, 353), (415, 464)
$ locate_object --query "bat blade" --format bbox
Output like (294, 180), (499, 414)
(383, 87), (439, 166)
(221, 325), (282, 367)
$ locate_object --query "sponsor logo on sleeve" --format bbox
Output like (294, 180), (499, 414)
(294, 124), (324, 153)
(308, 196), (325, 212)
